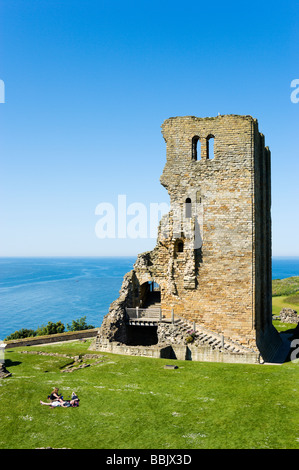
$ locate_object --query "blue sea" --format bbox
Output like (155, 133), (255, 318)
(0, 256), (299, 341)
(0, 257), (135, 340)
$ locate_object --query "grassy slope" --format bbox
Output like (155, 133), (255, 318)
(272, 277), (299, 332)
(0, 340), (299, 450)
(1, 277), (299, 450)
(272, 276), (299, 297)
(272, 296), (298, 316)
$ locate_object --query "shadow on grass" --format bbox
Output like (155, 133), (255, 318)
(279, 324), (299, 363)
(5, 359), (22, 367)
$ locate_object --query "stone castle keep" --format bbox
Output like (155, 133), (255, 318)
(90, 114), (282, 363)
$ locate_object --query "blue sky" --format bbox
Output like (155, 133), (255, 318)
(0, 0), (298, 256)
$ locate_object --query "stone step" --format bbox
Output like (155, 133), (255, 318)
(197, 332), (207, 339)
(143, 302), (161, 308)
(207, 337), (217, 346)
(168, 316), (249, 355)
(199, 334), (209, 342)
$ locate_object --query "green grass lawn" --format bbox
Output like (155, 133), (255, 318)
(1, 339), (299, 450)
(272, 292), (299, 332)
(272, 295), (298, 316)
(272, 276), (299, 297)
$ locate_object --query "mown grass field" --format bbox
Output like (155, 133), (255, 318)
(0, 338), (299, 450)
(272, 295), (298, 317)
(1, 277), (299, 450)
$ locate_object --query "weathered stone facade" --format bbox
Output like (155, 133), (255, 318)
(91, 115), (282, 363)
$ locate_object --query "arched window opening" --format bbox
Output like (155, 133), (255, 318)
(174, 239), (184, 258)
(196, 190), (202, 204)
(177, 241), (184, 253)
(140, 281), (161, 308)
(150, 281), (160, 292)
(192, 136), (200, 161)
(207, 135), (215, 159)
(185, 197), (192, 218)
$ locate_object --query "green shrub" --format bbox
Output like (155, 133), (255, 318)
(185, 329), (197, 344)
(67, 316), (95, 332)
(4, 328), (37, 341)
(4, 316), (95, 341)
(36, 321), (65, 336)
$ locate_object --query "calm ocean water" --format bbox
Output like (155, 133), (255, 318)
(0, 256), (299, 340)
(0, 257), (135, 340)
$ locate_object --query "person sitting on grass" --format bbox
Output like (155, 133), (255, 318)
(48, 387), (64, 403)
(61, 393), (80, 408)
(69, 391), (80, 407)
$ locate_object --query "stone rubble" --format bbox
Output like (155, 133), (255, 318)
(278, 308), (299, 324)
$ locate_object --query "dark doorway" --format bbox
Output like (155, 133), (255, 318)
(140, 281), (161, 308)
(126, 325), (158, 346)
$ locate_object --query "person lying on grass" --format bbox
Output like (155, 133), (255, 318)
(40, 391), (80, 408)
(40, 400), (69, 407)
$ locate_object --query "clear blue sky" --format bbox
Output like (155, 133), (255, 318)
(0, 0), (298, 257)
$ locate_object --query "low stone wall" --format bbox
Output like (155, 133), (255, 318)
(184, 344), (259, 364)
(5, 329), (98, 349)
(90, 341), (162, 359)
(91, 340), (260, 364)
(273, 308), (299, 324)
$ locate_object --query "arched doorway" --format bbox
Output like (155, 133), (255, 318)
(140, 281), (161, 308)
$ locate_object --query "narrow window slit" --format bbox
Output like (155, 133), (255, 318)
(207, 135), (215, 159)
(192, 136), (200, 161)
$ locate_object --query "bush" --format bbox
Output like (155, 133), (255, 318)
(67, 316), (95, 332)
(36, 321), (65, 336)
(4, 316), (94, 341)
(185, 329), (197, 344)
(5, 328), (37, 341)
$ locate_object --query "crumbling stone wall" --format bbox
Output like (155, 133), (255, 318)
(92, 115), (282, 362)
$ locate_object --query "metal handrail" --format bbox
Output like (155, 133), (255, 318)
(125, 307), (162, 320)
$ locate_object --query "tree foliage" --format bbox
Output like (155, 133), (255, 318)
(5, 328), (37, 341)
(67, 316), (95, 331)
(35, 321), (65, 336)
(4, 316), (94, 341)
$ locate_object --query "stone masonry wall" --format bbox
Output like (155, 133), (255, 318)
(158, 115), (255, 347)
(93, 115), (282, 361)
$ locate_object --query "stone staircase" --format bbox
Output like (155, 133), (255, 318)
(125, 305), (257, 356)
(142, 292), (161, 313)
(144, 302), (162, 317)
(166, 317), (256, 355)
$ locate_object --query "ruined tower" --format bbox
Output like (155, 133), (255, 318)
(91, 115), (282, 363)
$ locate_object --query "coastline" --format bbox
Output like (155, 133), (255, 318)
(1, 256), (299, 341)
